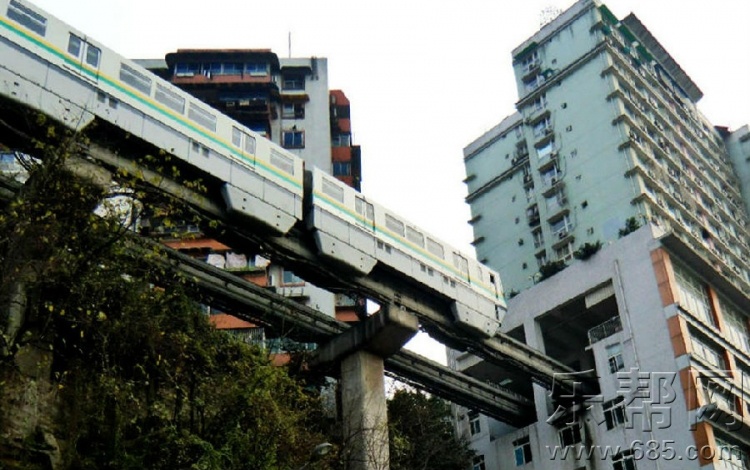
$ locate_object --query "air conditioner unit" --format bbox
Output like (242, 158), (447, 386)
(558, 230), (569, 239)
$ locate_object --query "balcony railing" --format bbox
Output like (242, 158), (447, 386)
(588, 316), (623, 344)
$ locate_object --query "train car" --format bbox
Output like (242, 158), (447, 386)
(308, 168), (506, 337)
(0, 0), (303, 234)
(1, 0), (507, 337)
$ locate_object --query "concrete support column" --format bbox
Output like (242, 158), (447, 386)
(341, 351), (389, 470)
(311, 305), (418, 470)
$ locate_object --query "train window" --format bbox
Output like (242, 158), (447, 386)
(385, 214), (405, 237)
(355, 197), (374, 220)
(406, 226), (425, 248)
(427, 238), (444, 259)
(231, 127), (242, 147)
(321, 178), (344, 203)
(119, 63), (152, 95)
(453, 253), (469, 276)
(85, 44), (101, 67)
(270, 149), (294, 175)
(7, 0), (47, 36)
(67, 34), (82, 57)
(188, 103), (217, 132)
(244, 134), (256, 155)
(155, 84), (185, 114)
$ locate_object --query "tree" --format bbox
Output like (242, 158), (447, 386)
(0, 128), (334, 469)
(538, 259), (567, 281)
(618, 217), (641, 238)
(387, 389), (475, 470)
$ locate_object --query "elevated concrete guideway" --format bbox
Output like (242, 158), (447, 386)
(0, 94), (592, 426)
(63, 137), (590, 401)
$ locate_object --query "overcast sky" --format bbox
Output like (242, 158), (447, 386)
(29, 0), (750, 362)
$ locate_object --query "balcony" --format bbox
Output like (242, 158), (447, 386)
(588, 316), (623, 344)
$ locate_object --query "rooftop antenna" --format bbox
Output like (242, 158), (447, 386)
(288, 31), (292, 58)
(540, 6), (563, 27)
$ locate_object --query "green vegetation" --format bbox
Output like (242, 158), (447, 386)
(618, 217), (641, 238)
(538, 260), (567, 281)
(573, 241), (603, 261)
(0, 127), (475, 470)
(0, 134), (329, 469)
(388, 389), (475, 470)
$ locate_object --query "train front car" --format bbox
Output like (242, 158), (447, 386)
(0, 0), (304, 235)
(307, 167), (505, 338)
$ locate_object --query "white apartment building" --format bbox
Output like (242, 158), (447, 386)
(463, 0), (750, 295)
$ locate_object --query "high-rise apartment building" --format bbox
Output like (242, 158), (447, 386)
(452, 225), (750, 470)
(463, 0), (750, 295)
(455, 1), (750, 469)
(136, 50), (365, 344)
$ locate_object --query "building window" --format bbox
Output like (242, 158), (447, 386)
(532, 229), (543, 249)
(521, 50), (540, 73)
(332, 134), (352, 147)
(546, 190), (567, 213)
(555, 241), (574, 262)
(282, 75), (305, 90)
(690, 332), (725, 369)
(550, 215), (572, 238)
(513, 436), (532, 466)
(282, 130), (305, 149)
(603, 396), (627, 429)
(714, 435), (749, 470)
(531, 93), (547, 112)
(606, 343), (625, 373)
(536, 251), (548, 269)
(472, 455), (486, 470)
(612, 450), (636, 470)
(333, 162), (351, 177)
(559, 423), (582, 447)
(537, 139), (555, 159)
(540, 164), (560, 186)
(468, 411), (481, 435)
(533, 116), (552, 137)
(524, 74), (546, 93)
(673, 261), (714, 326)
(701, 378), (736, 415)
(245, 62), (267, 76)
(282, 102), (305, 119)
(282, 269), (304, 285)
(720, 297), (750, 354)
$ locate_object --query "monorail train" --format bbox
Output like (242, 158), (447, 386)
(0, 0), (506, 337)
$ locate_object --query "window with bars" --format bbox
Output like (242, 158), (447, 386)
(606, 343), (625, 373)
(468, 411), (480, 435)
(690, 332), (725, 369)
(673, 262), (714, 326)
(513, 436), (532, 466)
(558, 423), (582, 447)
(720, 297), (750, 354)
(612, 450), (636, 470)
(603, 396), (627, 429)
